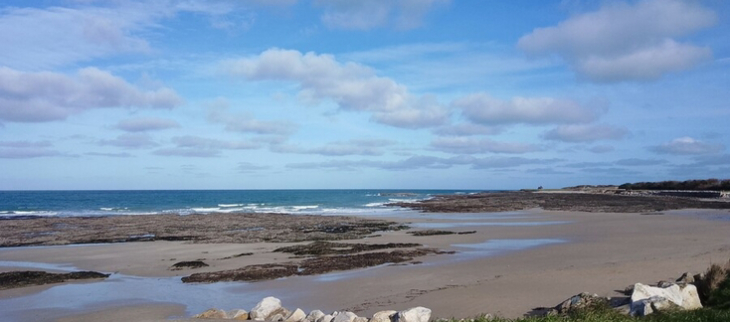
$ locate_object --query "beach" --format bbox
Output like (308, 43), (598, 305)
(2, 195), (730, 321)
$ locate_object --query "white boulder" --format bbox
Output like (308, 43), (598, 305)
(394, 307), (431, 322)
(333, 311), (358, 322)
(371, 310), (397, 322)
(307, 310), (326, 322)
(286, 308), (307, 322)
(251, 297), (283, 321)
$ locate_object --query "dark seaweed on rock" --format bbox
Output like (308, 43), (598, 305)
(170, 260), (209, 270)
(273, 241), (422, 256)
(389, 191), (730, 213)
(0, 271), (110, 290)
(0, 213), (406, 247)
(181, 248), (448, 283)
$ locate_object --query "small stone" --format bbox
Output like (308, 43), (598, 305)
(194, 308), (228, 319)
(228, 309), (249, 320)
(286, 308), (307, 322)
(251, 297), (282, 321)
(333, 311), (358, 322)
(307, 310), (325, 322)
(371, 310), (396, 322)
(394, 307), (431, 322)
(353, 317), (369, 322)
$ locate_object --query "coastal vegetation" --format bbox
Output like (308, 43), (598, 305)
(619, 179), (730, 191)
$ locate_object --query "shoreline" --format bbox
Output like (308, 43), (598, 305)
(1, 206), (730, 320)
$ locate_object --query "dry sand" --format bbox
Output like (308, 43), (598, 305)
(2, 208), (730, 321)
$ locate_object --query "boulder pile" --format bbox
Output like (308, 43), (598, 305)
(193, 297), (431, 322)
(546, 271), (706, 317)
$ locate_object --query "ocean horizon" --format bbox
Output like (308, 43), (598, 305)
(0, 189), (491, 217)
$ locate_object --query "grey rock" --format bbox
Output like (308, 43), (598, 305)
(307, 310), (326, 322)
(194, 308), (228, 319)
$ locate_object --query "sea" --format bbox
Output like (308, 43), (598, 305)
(0, 189), (482, 217)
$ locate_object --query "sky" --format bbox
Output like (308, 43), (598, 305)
(1, 0), (729, 190)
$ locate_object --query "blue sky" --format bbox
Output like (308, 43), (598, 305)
(1, 0), (729, 190)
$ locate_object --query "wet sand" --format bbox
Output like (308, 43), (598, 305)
(2, 208), (730, 321)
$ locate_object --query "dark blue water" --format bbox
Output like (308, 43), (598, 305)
(0, 189), (481, 217)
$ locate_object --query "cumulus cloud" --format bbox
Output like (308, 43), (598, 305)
(222, 48), (449, 129)
(0, 1), (262, 69)
(171, 135), (261, 150)
(650, 137), (725, 155)
(153, 135), (261, 158)
(430, 137), (540, 154)
(543, 124), (628, 142)
(452, 93), (601, 125)
(115, 117), (180, 132)
(207, 98), (297, 136)
(287, 155), (561, 171)
(0, 148), (63, 159)
(614, 158), (667, 166)
(0, 67), (182, 123)
(0, 140), (64, 158)
(86, 152), (134, 158)
(272, 139), (394, 156)
(314, 0), (448, 30)
(98, 133), (159, 149)
(518, 0), (716, 82)
(588, 145), (615, 154)
(433, 123), (503, 136)
(237, 162), (270, 173)
(0, 140), (52, 148)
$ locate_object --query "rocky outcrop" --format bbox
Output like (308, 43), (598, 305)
(193, 297), (431, 322)
(0, 270), (110, 290)
(629, 282), (703, 316)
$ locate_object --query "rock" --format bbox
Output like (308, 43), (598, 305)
(317, 314), (334, 322)
(394, 307), (431, 322)
(631, 283), (683, 306)
(371, 310), (397, 322)
(680, 284), (702, 310)
(613, 304), (631, 315)
(270, 314), (286, 322)
(353, 317), (369, 322)
(307, 310), (326, 322)
(228, 309), (249, 320)
(270, 308), (292, 321)
(676, 272), (694, 285)
(194, 308), (228, 319)
(286, 308), (307, 322)
(251, 297), (283, 321)
(553, 292), (606, 314)
(333, 311), (358, 322)
(631, 296), (681, 316)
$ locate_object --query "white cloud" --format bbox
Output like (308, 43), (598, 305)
(286, 155), (561, 171)
(431, 137), (540, 154)
(314, 0), (448, 30)
(171, 135), (261, 150)
(588, 145), (615, 154)
(272, 139), (394, 156)
(116, 117), (180, 132)
(207, 99), (297, 136)
(0, 148), (64, 159)
(452, 93), (601, 125)
(650, 137), (725, 155)
(98, 133), (159, 149)
(518, 0), (716, 82)
(543, 124), (628, 142)
(433, 123), (503, 136)
(0, 1), (262, 69)
(0, 67), (182, 123)
(222, 48), (449, 129)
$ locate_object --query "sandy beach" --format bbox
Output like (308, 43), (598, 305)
(2, 205), (730, 321)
